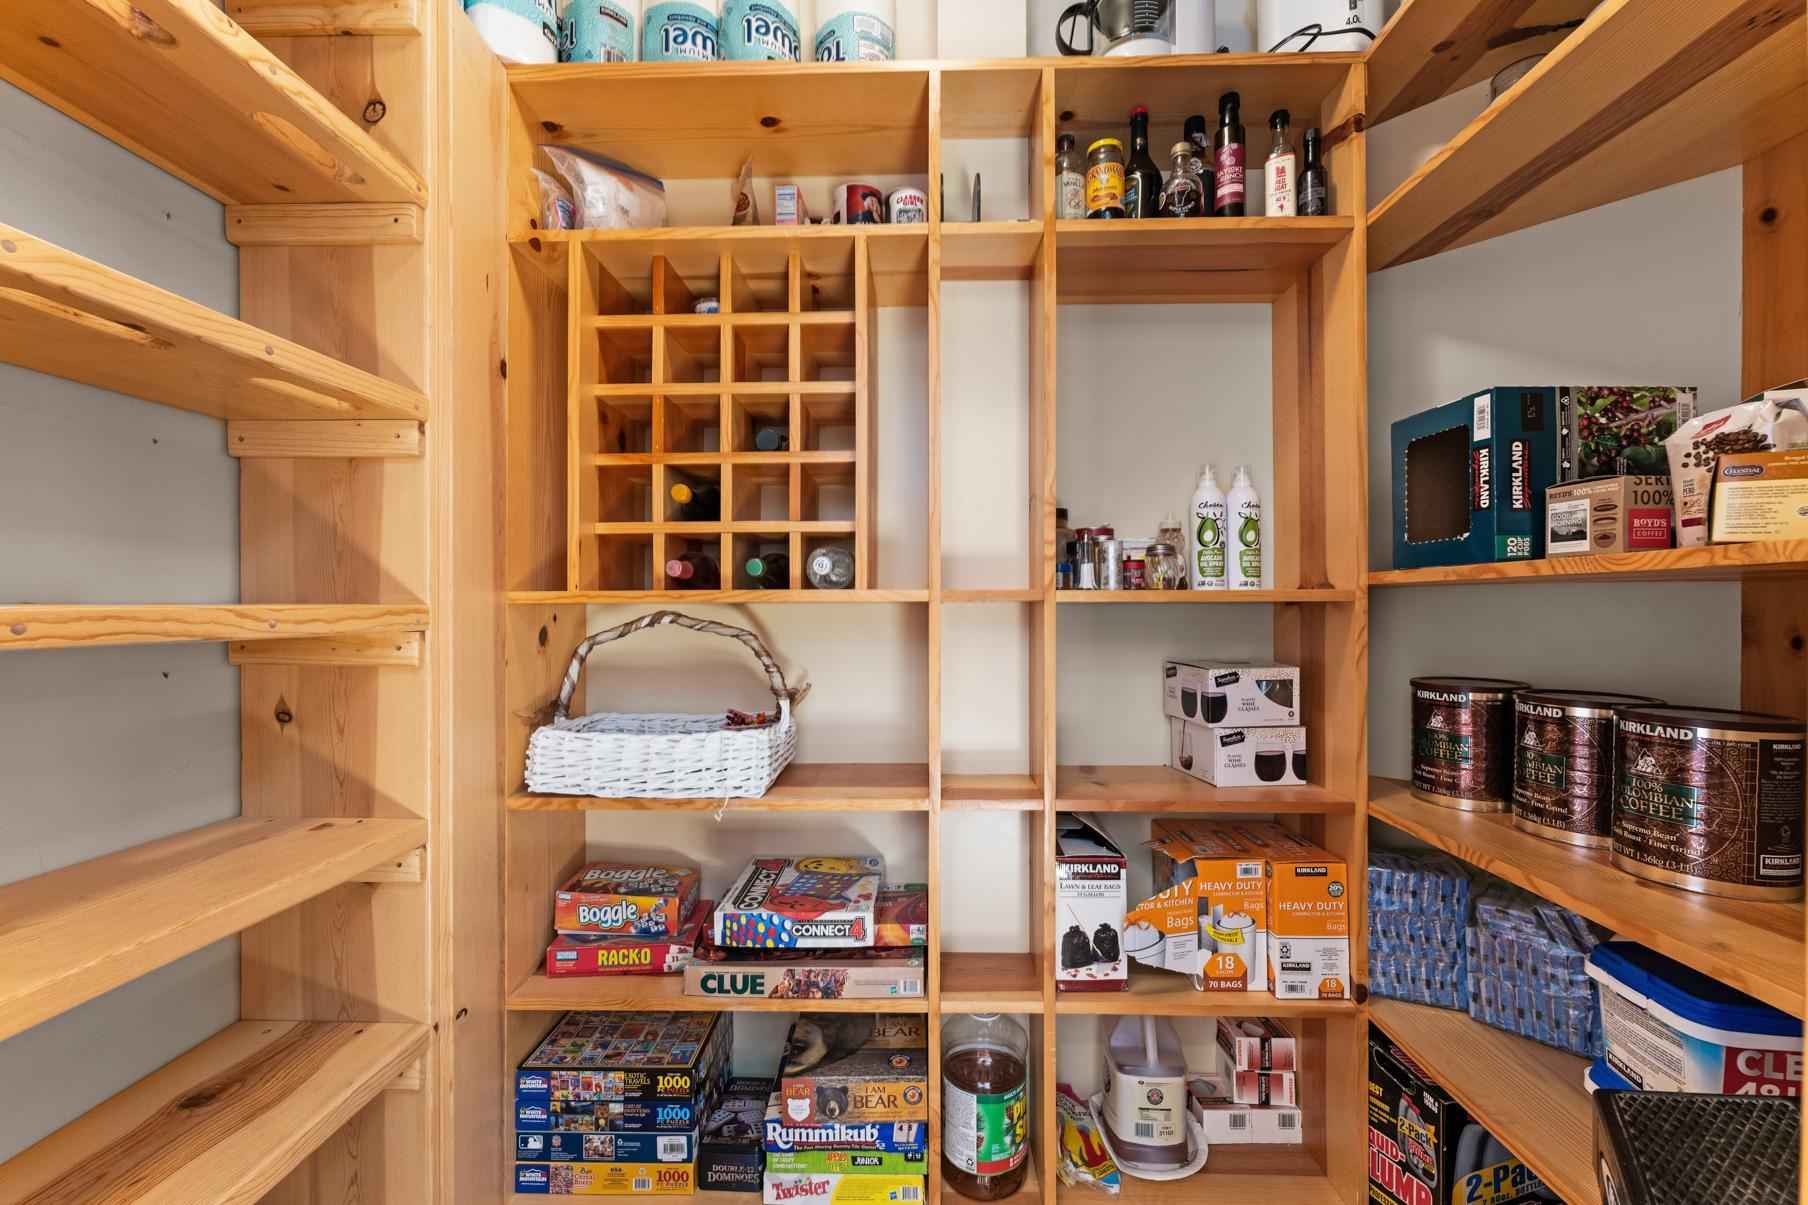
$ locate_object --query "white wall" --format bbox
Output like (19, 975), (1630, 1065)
(0, 83), (241, 1159)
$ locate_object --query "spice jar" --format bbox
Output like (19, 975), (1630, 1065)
(1085, 139), (1126, 219)
(1073, 529), (1102, 590)
(1147, 542), (1188, 590)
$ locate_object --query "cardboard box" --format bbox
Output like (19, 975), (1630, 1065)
(715, 856), (883, 949)
(515, 1096), (709, 1133)
(1170, 718), (1309, 787)
(1163, 658), (1301, 727)
(1217, 1017), (1297, 1071)
(774, 183), (811, 226)
(554, 863), (701, 938)
(778, 1015), (929, 1126)
(1391, 387), (1559, 568)
(762, 1091), (929, 1154)
(764, 1149), (928, 1177)
(1248, 1107), (1303, 1144)
(1055, 813), (1128, 992)
(1710, 450), (1808, 542)
(518, 1131), (698, 1164)
(684, 948), (925, 1001)
(545, 897), (711, 978)
(697, 1078), (773, 1193)
(517, 1011), (729, 1102)
(1231, 1069), (1296, 1106)
(515, 1161), (696, 1195)
(763, 1174), (925, 1205)
(875, 883), (928, 947)
(1187, 1077), (1250, 1145)
(1254, 828), (1351, 1002)
(1558, 385), (1696, 481)
(1545, 475), (1673, 556)
(1133, 821), (1270, 992)
(1369, 1026), (1551, 1205)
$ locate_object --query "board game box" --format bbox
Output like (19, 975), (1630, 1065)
(875, 884), (927, 947)
(764, 1149), (927, 1176)
(762, 1173), (926, 1205)
(515, 1161), (696, 1195)
(554, 863), (700, 938)
(763, 1091), (928, 1154)
(697, 1077), (773, 1193)
(545, 898), (712, 978)
(685, 945), (925, 1001)
(516, 1097), (709, 1133)
(517, 1131), (698, 1164)
(779, 1014), (929, 1126)
(715, 856), (884, 949)
(517, 1011), (729, 1102)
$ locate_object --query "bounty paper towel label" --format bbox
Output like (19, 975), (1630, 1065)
(563, 0), (638, 62)
(814, 2), (894, 61)
(721, 0), (801, 60)
(642, 0), (719, 60)
(465, 0), (560, 64)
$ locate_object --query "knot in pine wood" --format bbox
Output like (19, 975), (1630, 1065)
(364, 99), (388, 125)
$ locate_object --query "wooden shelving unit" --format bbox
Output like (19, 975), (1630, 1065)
(1370, 539), (1808, 586)
(0, 3), (503, 1200)
(1370, 998), (1594, 1203)
(502, 51), (1369, 1205)
(1364, 0), (1598, 125)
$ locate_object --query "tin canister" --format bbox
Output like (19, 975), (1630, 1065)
(1100, 539), (1124, 590)
(833, 182), (885, 225)
(887, 186), (927, 224)
(1410, 677), (1531, 811)
(1512, 689), (1665, 847)
(1612, 706), (1806, 901)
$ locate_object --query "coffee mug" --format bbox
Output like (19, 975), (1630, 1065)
(833, 182), (884, 225)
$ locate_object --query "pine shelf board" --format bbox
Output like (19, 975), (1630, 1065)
(1366, 0), (1598, 126)
(508, 969), (931, 1014)
(1058, 587), (1359, 603)
(941, 773), (1043, 810)
(0, 0), (425, 205)
(0, 603), (428, 651)
(0, 816), (428, 1043)
(1056, 967), (1359, 1018)
(1055, 217), (1354, 304)
(509, 763), (932, 812)
(1368, 0), (1808, 271)
(1371, 777), (1806, 1016)
(942, 588), (1045, 602)
(1055, 766), (1355, 814)
(507, 589), (929, 605)
(1054, 1147), (1337, 1205)
(0, 224), (428, 422)
(1370, 540), (1808, 585)
(0, 1019), (428, 1205)
(940, 951), (1043, 1014)
(941, 222), (1045, 282)
(1370, 997), (1594, 1203)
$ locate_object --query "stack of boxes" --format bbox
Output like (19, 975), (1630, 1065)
(1164, 659), (1308, 788)
(1189, 1018), (1304, 1145)
(763, 1014), (930, 1203)
(514, 1010), (730, 1196)
(1368, 849), (1472, 1010)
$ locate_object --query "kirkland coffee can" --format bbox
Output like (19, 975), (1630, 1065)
(1512, 689), (1665, 848)
(1612, 706), (1806, 901)
(1410, 677), (1531, 811)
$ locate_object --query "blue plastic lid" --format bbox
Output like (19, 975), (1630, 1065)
(1587, 1057), (1638, 1093)
(1589, 941), (1801, 1039)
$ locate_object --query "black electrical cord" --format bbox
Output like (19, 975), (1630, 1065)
(1265, 21), (1379, 53)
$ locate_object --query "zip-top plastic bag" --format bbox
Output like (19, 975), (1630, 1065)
(542, 145), (667, 230)
(1664, 384), (1808, 546)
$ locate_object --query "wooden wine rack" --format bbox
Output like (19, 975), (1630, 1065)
(569, 238), (877, 593)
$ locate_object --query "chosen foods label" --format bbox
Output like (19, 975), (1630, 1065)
(943, 1080), (1027, 1177)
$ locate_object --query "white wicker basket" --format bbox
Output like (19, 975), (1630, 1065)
(524, 611), (802, 800)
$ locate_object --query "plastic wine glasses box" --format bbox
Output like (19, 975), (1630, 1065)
(1163, 658), (1301, 727)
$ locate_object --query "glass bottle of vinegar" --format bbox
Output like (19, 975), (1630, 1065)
(943, 1013), (1029, 1200)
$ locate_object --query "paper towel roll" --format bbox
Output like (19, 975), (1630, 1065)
(465, 0), (560, 65)
(720, 0), (803, 60)
(813, 0), (894, 61)
(562, 0), (640, 62)
(642, 0), (721, 61)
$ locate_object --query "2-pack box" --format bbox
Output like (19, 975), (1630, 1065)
(1169, 718), (1309, 787)
(1055, 813), (1128, 992)
(1391, 387), (1559, 568)
(1545, 475), (1673, 556)
(554, 863), (701, 938)
(1710, 450), (1808, 542)
(778, 1015), (929, 1126)
(1369, 1026), (1551, 1205)
(1162, 659), (1301, 727)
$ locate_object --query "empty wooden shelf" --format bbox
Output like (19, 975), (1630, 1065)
(0, 603), (428, 651)
(1366, 0), (1598, 125)
(0, 816), (427, 1042)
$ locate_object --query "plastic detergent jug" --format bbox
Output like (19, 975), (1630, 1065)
(1100, 1016), (1188, 1168)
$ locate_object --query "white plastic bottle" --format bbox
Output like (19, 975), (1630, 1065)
(1189, 465), (1227, 590)
(1227, 465), (1262, 590)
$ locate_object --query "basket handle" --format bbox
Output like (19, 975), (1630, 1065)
(551, 610), (802, 721)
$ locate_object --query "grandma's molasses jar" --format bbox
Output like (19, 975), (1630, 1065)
(943, 1013), (1029, 1200)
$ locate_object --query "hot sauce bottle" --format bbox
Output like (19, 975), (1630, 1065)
(1213, 91), (1246, 217)
(1265, 108), (1297, 217)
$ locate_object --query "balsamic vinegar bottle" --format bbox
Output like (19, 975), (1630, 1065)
(1125, 106), (1164, 220)
(1299, 127), (1329, 217)
(1212, 91), (1246, 217)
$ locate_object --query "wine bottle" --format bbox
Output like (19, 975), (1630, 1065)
(805, 545), (854, 590)
(753, 427), (790, 452)
(746, 553), (791, 589)
(670, 481), (720, 522)
(665, 552), (721, 590)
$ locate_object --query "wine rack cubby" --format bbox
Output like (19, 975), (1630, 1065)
(568, 238), (877, 594)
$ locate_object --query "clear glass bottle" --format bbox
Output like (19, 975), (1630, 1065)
(1265, 108), (1297, 217)
(1055, 133), (1086, 221)
(942, 1013), (1029, 1201)
(1158, 142), (1207, 218)
(805, 545), (855, 590)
